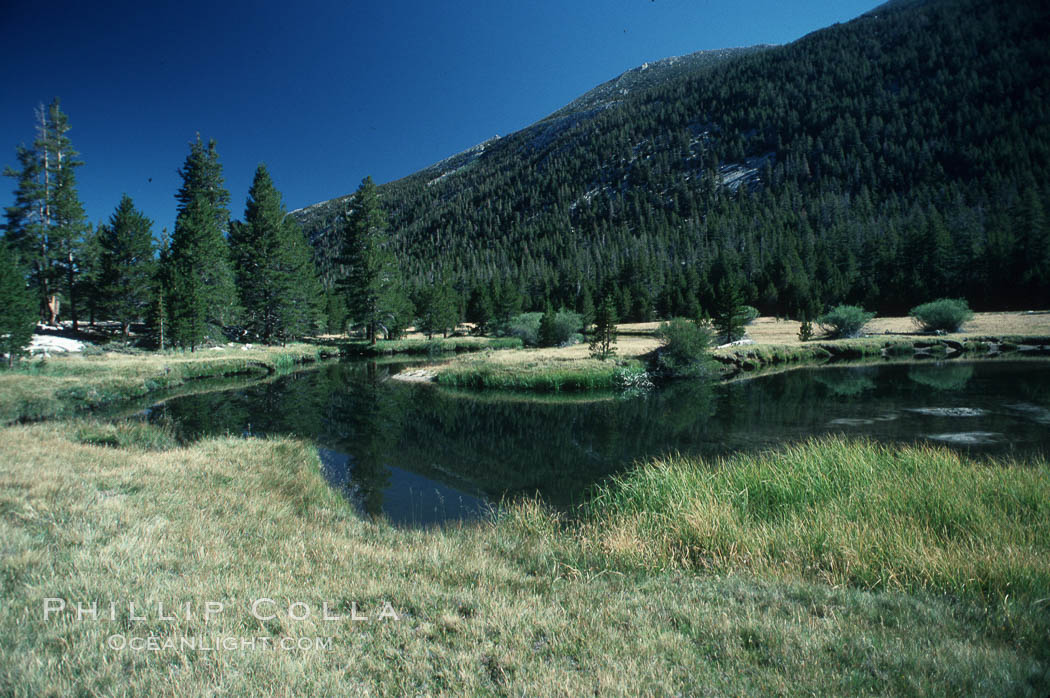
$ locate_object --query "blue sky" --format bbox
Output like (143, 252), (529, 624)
(1, 0), (879, 237)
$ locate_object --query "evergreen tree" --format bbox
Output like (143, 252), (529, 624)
(165, 136), (238, 350)
(0, 243), (36, 366)
(145, 288), (167, 351)
(44, 101), (89, 331)
(416, 281), (459, 339)
(323, 289), (348, 335)
(589, 295), (618, 360)
(2, 99), (88, 327)
(337, 176), (401, 344)
(2, 143), (46, 319)
(577, 285), (595, 330)
(466, 285), (494, 335)
(97, 195), (155, 338)
(145, 229), (171, 350)
(77, 222), (104, 327)
(713, 276), (746, 343)
(538, 305), (558, 347)
(379, 285), (414, 340)
(230, 164), (322, 343)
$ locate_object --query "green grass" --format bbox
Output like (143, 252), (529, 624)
(0, 424), (1046, 695)
(435, 357), (645, 391)
(72, 418), (180, 451)
(584, 437), (1050, 603)
(340, 336), (522, 356)
(715, 338), (994, 375)
(0, 344), (329, 423)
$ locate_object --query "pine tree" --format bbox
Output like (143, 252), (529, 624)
(713, 276), (746, 344)
(577, 285), (595, 330)
(145, 229), (171, 350)
(0, 243), (36, 366)
(97, 195), (155, 338)
(380, 285), (414, 340)
(2, 99), (88, 327)
(44, 102), (89, 331)
(165, 136), (238, 350)
(492, 279), (523, 324)
(337, 176), (401, 344)
(77, 222), (104, 327)
(589, 295), (618, 360)
(2, 144), (46, 319)
(466, 285), (494, 335)
(416, 281), (459, 339)
(230, 165), (321, 343)
(167, 196), (211, 350)
(538, 305), (558, 347)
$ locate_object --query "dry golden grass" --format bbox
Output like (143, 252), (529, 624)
(622, 310), (1050, 347)
(465, 333), (660, 364)
(421, 311), (1050, 385)
(0, 422), (1045, 695)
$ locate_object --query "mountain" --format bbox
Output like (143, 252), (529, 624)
(295, 0), (1050, 319)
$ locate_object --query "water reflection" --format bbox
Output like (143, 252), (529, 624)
(147, 359), (1050, 525)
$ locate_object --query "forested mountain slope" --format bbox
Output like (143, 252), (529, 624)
(296, 0), (1050, 319)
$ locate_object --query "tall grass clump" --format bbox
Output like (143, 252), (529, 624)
(909, 298), (974, 333)
(584, 437), (1050, 601)
(73, 418), (179, 450)
(435, 358), (636, 391)
(819, 304), (875, 338)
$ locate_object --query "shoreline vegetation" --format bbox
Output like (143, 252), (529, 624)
(2, 313), (1047, 423)
(0, 344), (334, 424)
(0, 423), (1045, 695)
(401, 311), (1050, 392)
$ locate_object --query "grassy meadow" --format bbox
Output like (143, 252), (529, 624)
(0, 422), (1047, 696)
(0, 311), (1048, 693)
(0, 344), (329, 424)
(413, 310), (1050, 390)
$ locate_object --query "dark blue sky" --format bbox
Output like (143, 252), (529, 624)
(2, 0), (878, 237)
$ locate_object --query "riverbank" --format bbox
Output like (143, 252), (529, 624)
(0, 344), (332, 424)
(404, 311), (1050, 391)
(336, 336), (522, 356)
(0, 423), (1045, 695)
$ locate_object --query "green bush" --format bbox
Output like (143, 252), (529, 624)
(819, 305), (875, 339)
(506, 310), (582, 347)
(654, 318), (714, 377)
(539, 309), (583, 347)
(909, 298), (974, 333)
(500, 312), (542, 346)
(739, 305), (760, 325)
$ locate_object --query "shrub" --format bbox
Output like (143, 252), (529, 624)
(654, 318), (714, 377)
(739, 305), (760, 325)
(500, 312), (542, 346)
(819, 305), (875, 339)
(540, 309), (583, 347)
(909, 298), (974, 333)
(506, 310), (583, 347)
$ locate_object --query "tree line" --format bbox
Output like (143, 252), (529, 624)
(0, 104), (334, 357)
(297, 0), (1050, 323)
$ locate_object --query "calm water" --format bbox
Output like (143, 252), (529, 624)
(143, 359), (1050, 526)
